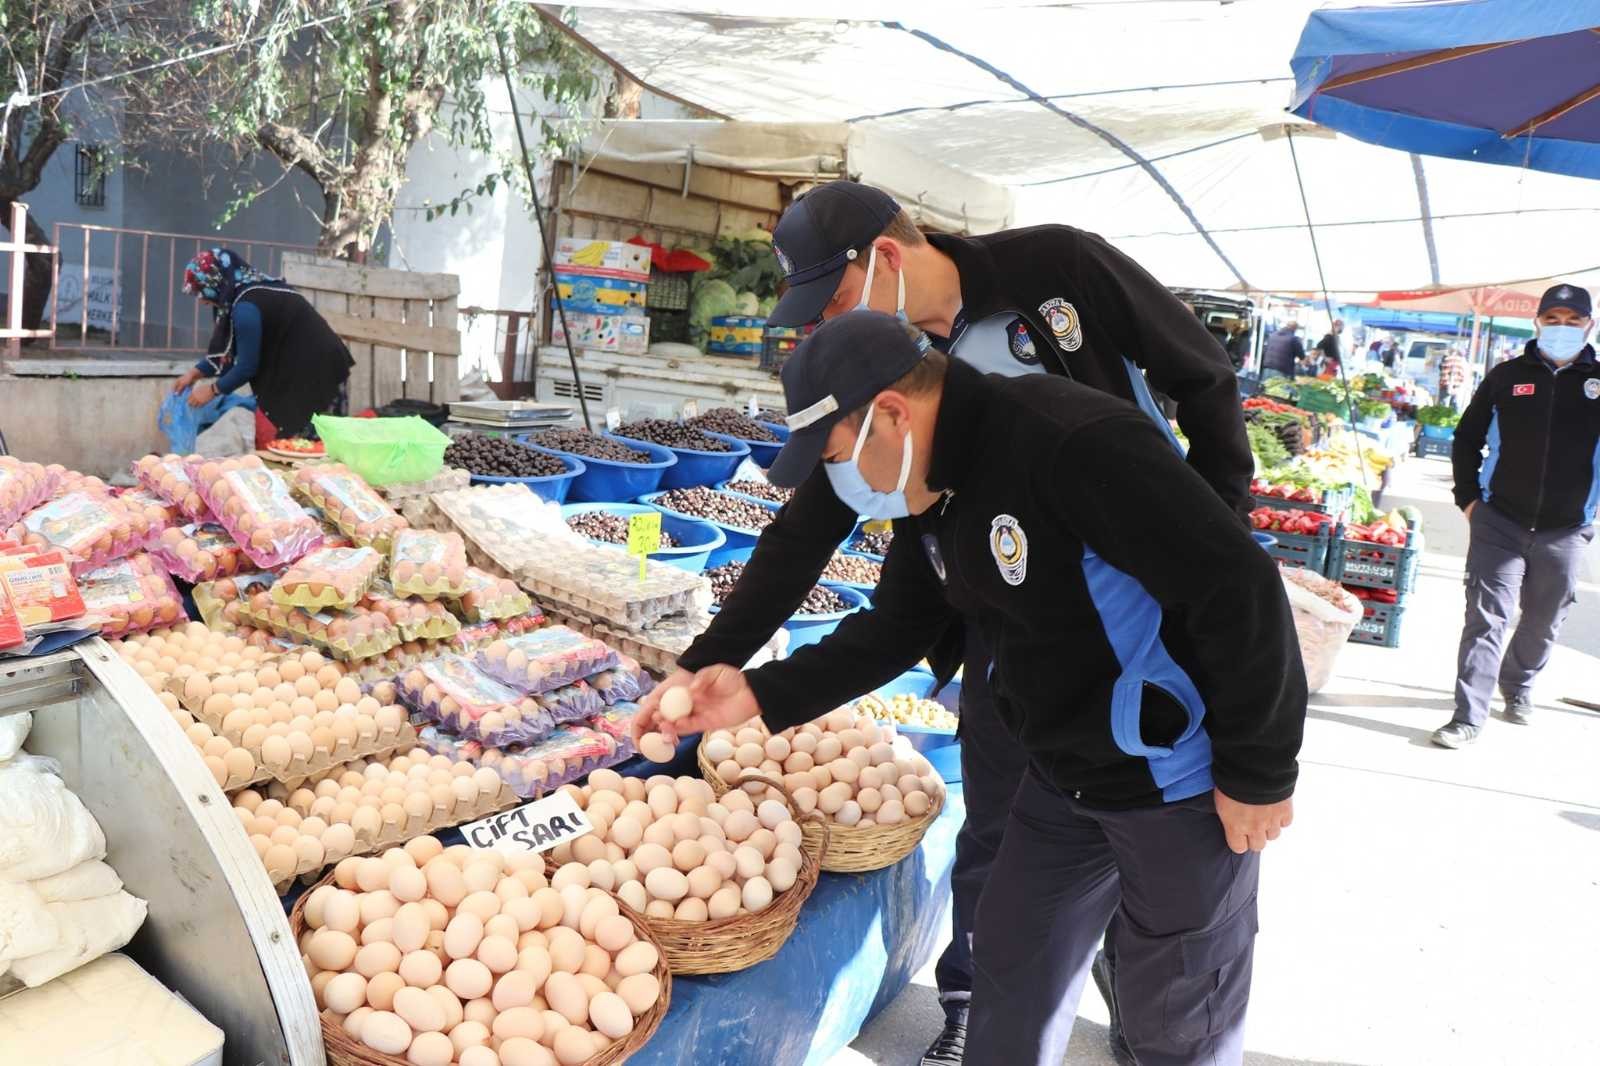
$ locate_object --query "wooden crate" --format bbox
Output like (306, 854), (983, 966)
(281, 254), (461, 412)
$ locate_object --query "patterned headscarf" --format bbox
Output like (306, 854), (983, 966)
(182, 248), (289, 312)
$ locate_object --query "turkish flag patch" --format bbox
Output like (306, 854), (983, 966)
(1513, 383), (1536, 396)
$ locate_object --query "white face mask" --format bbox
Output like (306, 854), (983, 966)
(1536, 323), (1589, 364)
(856, 246), (907, 321)
(824, 400), (914, 521)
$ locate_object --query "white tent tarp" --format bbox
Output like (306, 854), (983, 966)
(576, 120), (1014, 233)
(551, 0), (1600, 295)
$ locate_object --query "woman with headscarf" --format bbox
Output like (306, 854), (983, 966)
(171, 248), (355, 440)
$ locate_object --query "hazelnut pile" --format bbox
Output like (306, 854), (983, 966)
(526, 430), (653, 465)
(724, 479), (792, 505)
(564, 512), (676, 549)
(686, 408), (779, 443)
(653, 488), (774, 533)
(613, 420), (733, 453)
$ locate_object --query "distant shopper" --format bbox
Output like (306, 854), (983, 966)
(1315, 319), (1344, 377)
(173, 248), (354, 440)
(1261, 320), (1304, 380)
(1382, 339), (1400, 370)
(1435, 283), (1600, 748)
(1438, 347), (1468, 410)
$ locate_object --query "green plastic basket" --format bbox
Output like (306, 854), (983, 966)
(312, 415), (450, 486)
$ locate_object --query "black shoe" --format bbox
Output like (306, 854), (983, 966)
(1091, 950), (1137, 1065)
(919, 1020), (967, 1066)
(1503, 694), (1534, 725)
(1432, 721), (1482, 748)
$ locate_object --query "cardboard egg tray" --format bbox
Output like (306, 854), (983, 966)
(449, 566), (534, 622)
(548, 608), (787, 676)
(237, 593), (403, 663)
(271, 546), (386, 611)
(516, 539), (712, 630)
(429, 484), (574, 578)
(377, 467), (471, 502)
(388, 528), (471, 601)
(265, 774), (521, 892)
(362, 580), (462, 642)
(235, 722), (420, 792)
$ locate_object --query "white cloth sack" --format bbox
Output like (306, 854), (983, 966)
(31, 860), (123, 904)
(0, 762), (107, 882)
(6, 892), (149, 988)
(0, 880), (59, 963)
(0, 712), (29, 762)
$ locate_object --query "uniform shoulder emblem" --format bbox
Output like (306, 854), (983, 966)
(989, 514), (1028, 586)
(1006, 319), (1039, 365)
(1585, 378), (1600, 400)
(1038, 298), (1083, 353)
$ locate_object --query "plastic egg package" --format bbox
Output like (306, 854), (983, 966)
(0, 456), (60, 529)
(149, 523), (250, 584)
(473, 726), (622, 801)
(132, 453), (210, 522)
(186, 455), (324, 568)
(476, 627), (619, 697)
(584, 658), (652, 707)
(291, 463), (409, 553)
(702, 708), (945, 830)
(114, 485), (182, 530)
(387, 528), (471, 602)
(429, 484), (574, 578)
(533, 682), (605, 727)
(515, 538), (711, 630)
(9, 490), (154, 576)
(363, 579), (463, 642)
(376, 466), (471, 502)
(451, 567), (534, 624)
(300, 839), (667, 1066)
(241, 589), (404, 662)
(398, 657), (558, 748)
(549, 769), (808, 925)
(273, 545), (386, 611)
(583, 706), (640, 765)
(79, 554), (185, 637)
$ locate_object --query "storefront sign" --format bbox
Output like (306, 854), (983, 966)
(460, 790), (593, 856)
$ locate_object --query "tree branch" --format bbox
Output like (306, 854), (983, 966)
(257, 120), (336, 188)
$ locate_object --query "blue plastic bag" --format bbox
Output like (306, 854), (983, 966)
(158, 388), (257, 453)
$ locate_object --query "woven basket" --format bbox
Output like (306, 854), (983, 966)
(698, 739), (943, 874)
(290, 871), (672, 1066)
(645, 773), (827, 974)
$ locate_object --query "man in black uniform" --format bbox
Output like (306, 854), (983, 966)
(1435, 283), (1600, 747)
(640, 310), (1305, 1066)
(634, 181), (1255, 1064)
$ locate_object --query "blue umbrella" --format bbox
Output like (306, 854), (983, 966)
(1290, 1), (1600, 178)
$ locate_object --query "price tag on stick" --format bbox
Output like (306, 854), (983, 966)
(604, 407), (622, 432)
(627, 512), (661, 582)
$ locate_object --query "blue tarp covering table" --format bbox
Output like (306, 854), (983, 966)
(627, 788), (963, 1066)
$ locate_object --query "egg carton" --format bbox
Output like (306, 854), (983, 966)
(397, 496), (447, 533)
(185, 456), (325, 569)
(115, 486), (183, 533)
(238, 722), (420, 792)
(448, 566), (535, 623)
(238, 592), (404, 663)
(361, 579), (462, 642)
(290, 463), (408, 554)
(475, 625), (620, 696)
(396, 655), (559, 747)
(516, 539), (712, 630)
(256, 772), (520, 892)
(131, 453), (209, 523)
(148, 523), (251, 584)
(0, 456), (60, 529)
(8, 490), (158, 577)
(428, 483), (575, 577)
(272, 546), (386, 611)
(79, 554), (187, 638)
(192, 572), (277, 630)
(388, 528), (470, 601)
(586, 704), (640, 763)
(549, 609), (787, 675)
(588, 658), (654, 706)
(416, 721), (625, 799)
(377, 467), (471, 502)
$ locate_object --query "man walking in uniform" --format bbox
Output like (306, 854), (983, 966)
(1434, 283), (1600, 748)
(632, 179), (1255, 1065)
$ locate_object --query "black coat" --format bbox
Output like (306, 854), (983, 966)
(746, 361), (1306, 808)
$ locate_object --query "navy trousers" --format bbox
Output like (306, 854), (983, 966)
(966, 769), (1260, 1066)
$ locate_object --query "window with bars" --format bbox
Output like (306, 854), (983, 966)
(74, 145), (107, 208)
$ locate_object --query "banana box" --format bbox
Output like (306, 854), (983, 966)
(707, 315), (767, 357)
(553, 238), (651, 280)
(554, 267), (648, 314)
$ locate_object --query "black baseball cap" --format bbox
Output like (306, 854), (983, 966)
(768, 310), (927, 487)
(768, 182), (902, 327)
(1537, 282), (1592, 318)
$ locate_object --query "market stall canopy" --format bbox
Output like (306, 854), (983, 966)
(549, 1), (1600, 293)
(1291, 1), (1600, 179)
(575, 120), (1014, 234)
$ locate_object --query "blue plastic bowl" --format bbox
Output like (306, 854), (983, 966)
(519, 434), (676, 503)
(869, 668), (961, 783)
(559, 502), (725, 573)
(469, 445), (585, 503)
(757, 420), (790, 441)
(640, 490), (779, 556)
(782, 582), (869, 651)
(1421, 423), (1455, 441)
(1252, 531), (1278, 551)
(721, 431), (783, 469)
(643, 431), (751, 490)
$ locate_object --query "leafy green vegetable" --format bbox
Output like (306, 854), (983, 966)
(1415, 405), (1461, 428)
(736, 291), (760, 317)
(1248, 423), (1292, 470)
(689, 279), (740, 331)
(706, 237), (785, 301)
(1358, 399), (1392, 419)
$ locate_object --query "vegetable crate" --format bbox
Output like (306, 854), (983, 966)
(1329, 533), (1421, 593)
(1349, 599), (1406, 647)
(1252, 485), (1354, 519)
(1262, 527), (1334, 574)
(1416, 436), (1453, 459)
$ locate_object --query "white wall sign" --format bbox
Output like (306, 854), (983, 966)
(460, 790), (593, 856)
(53, 266), (120, 331)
